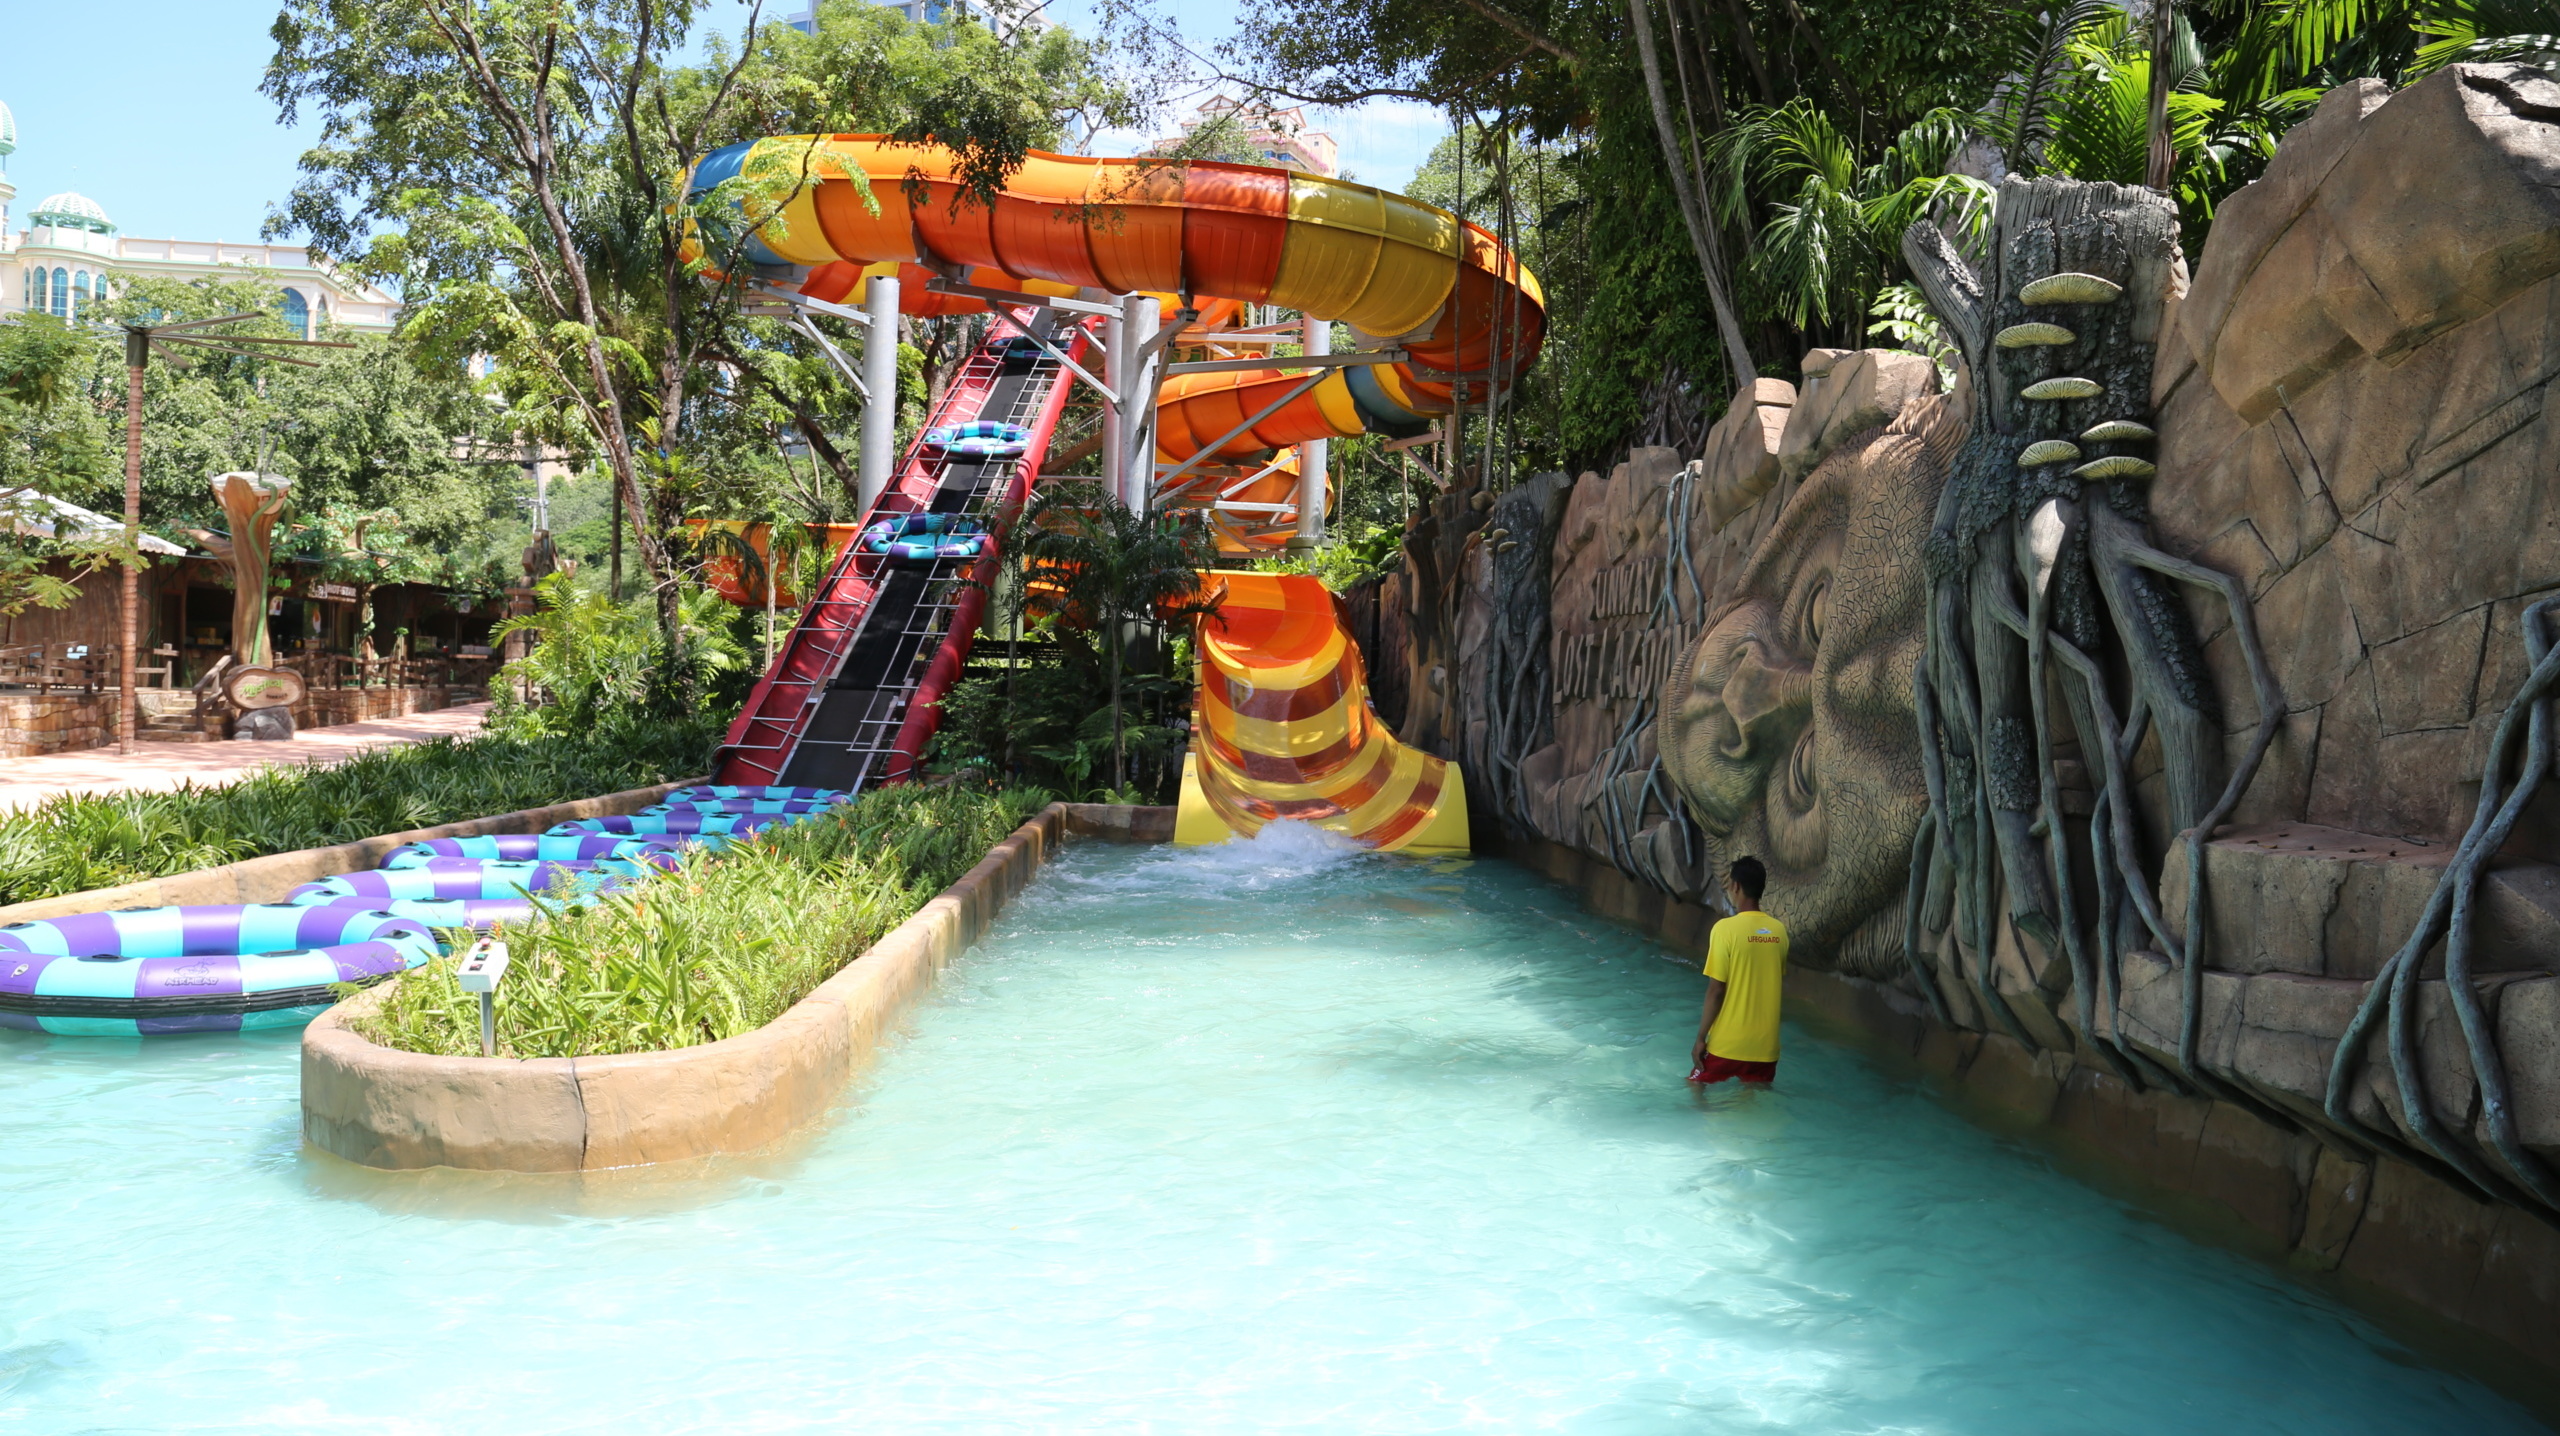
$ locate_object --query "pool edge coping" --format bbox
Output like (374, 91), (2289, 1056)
(299, 801), (1175, 1172)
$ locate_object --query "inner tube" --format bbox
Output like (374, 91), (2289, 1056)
(298, 894), (554, 931)
(552, 812), (789, 838)
(921, 421), (1031, 457)
(381, 834), (676, 867)
(0, 905), (436, 1036)
(285, 859), (616, 905)
(859, 513), (991, 565)
(667, 785), (848, 804)
(643, 798), (841, 816)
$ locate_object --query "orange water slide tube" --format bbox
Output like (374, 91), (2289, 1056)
(686, 137), (1545, 464)
(1173, 571), (1468, 854)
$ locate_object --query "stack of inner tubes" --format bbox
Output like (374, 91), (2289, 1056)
(0, 784), (853, 1037)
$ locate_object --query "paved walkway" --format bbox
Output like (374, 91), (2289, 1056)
(0, 703), (493, 813)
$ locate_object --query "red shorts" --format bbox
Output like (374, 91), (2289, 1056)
(1690, 1055), (1777, 1085)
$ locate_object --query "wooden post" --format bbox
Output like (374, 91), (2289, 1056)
(119, 330), (145, 756)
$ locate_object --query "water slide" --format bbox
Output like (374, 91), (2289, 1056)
(712, 315), (1083, 789)
(687, 136), (1545, 480)
(1176, 571), (1469, 854)
(689, 138), (1541, 837)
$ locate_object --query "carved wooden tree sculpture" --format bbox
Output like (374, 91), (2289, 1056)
(210, 470), (295, 670)
(1900, 179), (2284, 1096)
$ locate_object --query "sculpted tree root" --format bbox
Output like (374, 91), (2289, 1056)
(1907, 179), (2560, 1215)
(2325, 598), (2560, 1212)
(1586, 463), (1711, 901)
(1901, 179), (2288, 1112)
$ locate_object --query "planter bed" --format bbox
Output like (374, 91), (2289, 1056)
(301, 803), (1173, 1172)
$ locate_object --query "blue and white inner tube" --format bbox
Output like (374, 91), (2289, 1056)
(921, 421), (1031, 458)
(859, 513), (990, 565)
(0, 905), (437, 1036)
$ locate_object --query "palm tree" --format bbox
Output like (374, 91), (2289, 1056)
(1010, 483), (1221, 790)
(1703, 102), (1994, 342)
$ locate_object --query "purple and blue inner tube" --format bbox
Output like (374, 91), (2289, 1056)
(285, 859), (613, 905)
(551, 812), (789, 838)
(642, 798), (840, 816)
(298, 894), (568, 931)
(666, 785), (849, 805)
(0, 905), (436, 1036)
(380, 833), (674, 867)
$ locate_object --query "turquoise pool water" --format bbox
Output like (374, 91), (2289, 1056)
(2, 825), (2541, 1433)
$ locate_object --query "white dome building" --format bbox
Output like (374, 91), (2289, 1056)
(1, 99), (395, 333)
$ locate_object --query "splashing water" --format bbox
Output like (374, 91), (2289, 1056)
(0, 846), (2540, 1433)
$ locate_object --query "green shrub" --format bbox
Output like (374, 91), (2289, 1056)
(0, 713), (722, 906)
(351, 783), (1053, 1058)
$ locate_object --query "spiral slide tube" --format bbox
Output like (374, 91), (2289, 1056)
(1175, 572), (1469, 854)
(686, 137), (1546, 486)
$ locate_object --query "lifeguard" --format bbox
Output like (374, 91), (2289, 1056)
(1689, 856), (1789, 1085)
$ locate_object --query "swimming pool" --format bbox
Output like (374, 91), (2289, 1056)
(2, 825), (2541, 1432)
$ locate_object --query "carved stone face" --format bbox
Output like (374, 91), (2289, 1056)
(1661, 407), (1952, 975)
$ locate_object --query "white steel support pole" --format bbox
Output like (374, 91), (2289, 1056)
(1121, 293), (1160, 513)
(1294, 314), (1331, 547)
(1101, 305), (1128, 508)
(859, 272), (900, 514)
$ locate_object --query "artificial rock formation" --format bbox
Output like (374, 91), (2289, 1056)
(1384, 64), (2560, 1367)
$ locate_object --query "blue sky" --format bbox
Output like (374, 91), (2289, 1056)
(0, 0), (1450, 249)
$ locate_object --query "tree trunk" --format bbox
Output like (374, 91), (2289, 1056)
(1626, 0), (1757, 386)
(1110, 621), (1125, 790)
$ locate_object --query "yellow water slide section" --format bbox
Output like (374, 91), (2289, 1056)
(1176, 571), (1468, 854)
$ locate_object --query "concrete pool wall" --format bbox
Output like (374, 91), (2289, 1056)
(299, 802), (1172, 1172)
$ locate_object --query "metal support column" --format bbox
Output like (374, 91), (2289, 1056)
(1294, 314), (1331, 547)
(1120, 293), (1161, 513)
(859, 272), (900, 513)
(1101, 305), (1127, 508)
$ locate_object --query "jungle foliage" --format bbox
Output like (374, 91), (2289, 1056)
(928, 485), (1218, 802)
(263, 0), (1135, 616)
(0, 274), (516, 580)
(1158, 0), (2482, 475)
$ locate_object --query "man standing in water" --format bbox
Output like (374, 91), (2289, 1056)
(1690, 857), (1789, 1085)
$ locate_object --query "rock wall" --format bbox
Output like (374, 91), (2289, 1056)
(0, 693), (113, 757)
(1379, 64), (2560, 1375)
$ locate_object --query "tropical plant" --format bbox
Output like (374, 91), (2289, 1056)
(487, 571), (750, 734)
(1867, 281), (1958, 386)
(350, 783), (1052, 1058)
(1009, 484), (1221, 789)
(0, 716), (720, 905)
(267, 0), (1135, 626)
(1252, 519), (1405, 591)
(1705, 101), (1995, 338)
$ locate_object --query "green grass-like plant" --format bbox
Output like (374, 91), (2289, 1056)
(0, 713), (722, 907)
(350, 783), (1053, 1058)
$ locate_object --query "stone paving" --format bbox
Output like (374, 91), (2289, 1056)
(0, 703), (492, 813)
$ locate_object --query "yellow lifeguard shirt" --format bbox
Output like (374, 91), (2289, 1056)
(1702, 910), (1790, 1063)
